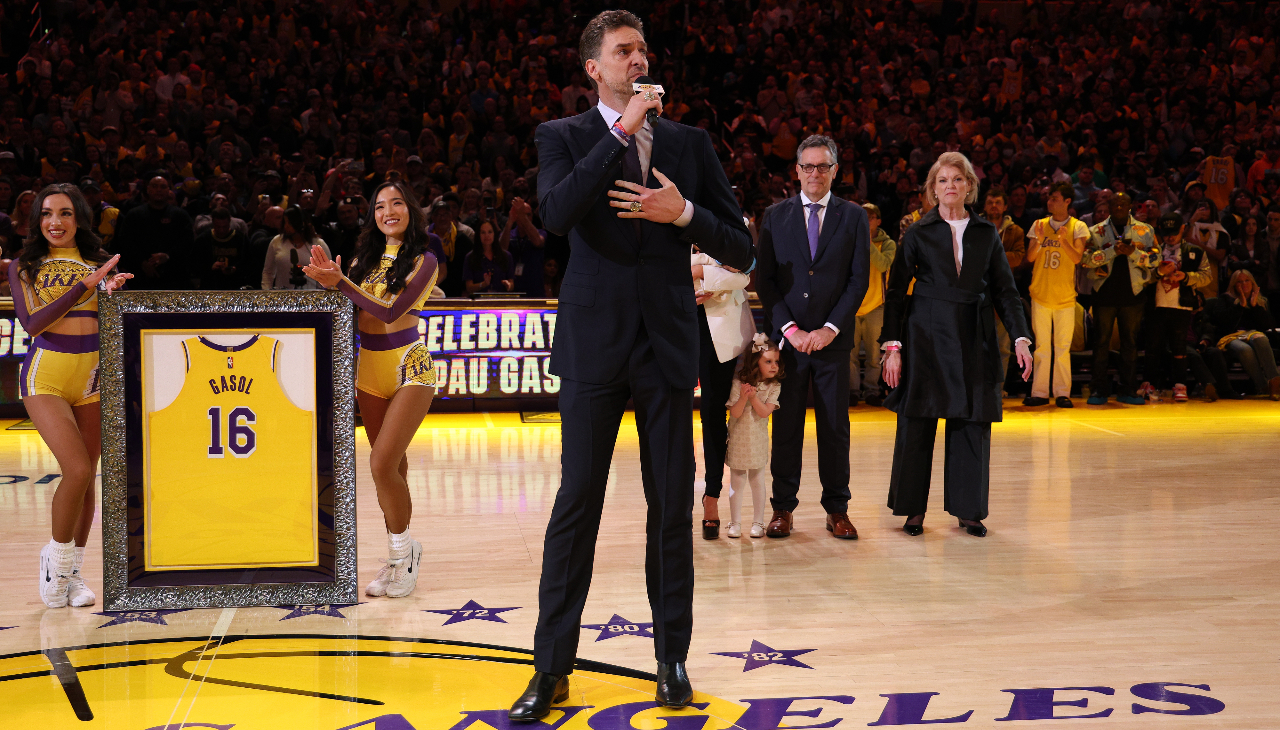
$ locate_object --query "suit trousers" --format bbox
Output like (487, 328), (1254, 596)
(887, 415), (991, 521)
(770, 344), (851, 515)
(534, 322), (695, 674)
(698, 306), (739, 499)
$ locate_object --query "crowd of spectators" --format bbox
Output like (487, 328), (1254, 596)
(0, 0), (1276, 397)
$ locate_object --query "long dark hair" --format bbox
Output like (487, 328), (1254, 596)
(282, 205), (316, 243)
(348, 180), (431, 294)
(465, 219), (511, 271)
(18, 184), (110, 283)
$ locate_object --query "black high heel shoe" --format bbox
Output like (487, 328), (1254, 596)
(957, 518), (987, 537)
(701, 495), (720, 540)
(902, 515), (924, 537)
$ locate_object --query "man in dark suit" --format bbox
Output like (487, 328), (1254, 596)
(507, 10), (754, 720)
(756, 135), (871, 540)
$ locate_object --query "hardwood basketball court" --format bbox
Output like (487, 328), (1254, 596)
(0, 401), (1274, 727)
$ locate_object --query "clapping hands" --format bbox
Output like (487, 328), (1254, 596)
(301, 245), (343, 288)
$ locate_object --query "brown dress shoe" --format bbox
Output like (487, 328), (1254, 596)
(765, 510), (793, 538)
(825, 513), (859, 539)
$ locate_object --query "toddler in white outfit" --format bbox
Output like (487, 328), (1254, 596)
(723, 333), (783, 538)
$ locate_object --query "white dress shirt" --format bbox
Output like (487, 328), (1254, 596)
(782, 189), (840, 339)
(597, 102), (695, 227)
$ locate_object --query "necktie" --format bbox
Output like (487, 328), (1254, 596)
(623, 134), (643, 185)
(623, 134), (643, 239)
(806, 203), (822, 259)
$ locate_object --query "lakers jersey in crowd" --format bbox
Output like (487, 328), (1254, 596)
(1202, 155), (1236, 210)
(144, 335), (317, 571)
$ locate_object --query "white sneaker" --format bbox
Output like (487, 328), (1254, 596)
(725, 522), (742, 538)
(66, 550), (95, 607)
(67, 571), (96, 607)
(39, 543), (73, 609)
(366, 561), (394, 597)
(385, 540), (423, 598)
(750, 522), (766, 538)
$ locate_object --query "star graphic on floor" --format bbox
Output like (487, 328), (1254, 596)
(712, 639), (816, 671)
(580, 614), (655, 642)
(93, 609), (192, 628)
(424, 599), (520, 625)
(274, 604), (360, 621)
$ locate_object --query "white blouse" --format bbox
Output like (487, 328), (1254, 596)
(261, 235), (331, 290)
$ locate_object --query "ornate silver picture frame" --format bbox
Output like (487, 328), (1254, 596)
(99, 291), (357, 610)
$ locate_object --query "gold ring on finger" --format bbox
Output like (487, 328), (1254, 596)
(630, 201), (643, 213)
(645, 92), (655, 101)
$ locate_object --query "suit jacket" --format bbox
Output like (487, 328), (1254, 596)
(880, 207), (1031, 422)
(755, 194), (871, 353)
(537, 110), (754, 388)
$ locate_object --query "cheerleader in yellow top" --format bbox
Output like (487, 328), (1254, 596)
(303, 180), (438, 598)
(11, 184), (131, 608)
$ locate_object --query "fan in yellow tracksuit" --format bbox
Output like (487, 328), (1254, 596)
(1025, 183), (1089, 406)
(851, 204), (896, 405)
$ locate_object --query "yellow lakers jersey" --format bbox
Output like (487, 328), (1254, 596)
(1029, 216), (1087, 309)
(858, 236), (891, 316)
(1203, 156), (1235, 210)
(359, 243), (435, 310)
(22, 247), (99, 314)
(144, 335), (317, 571)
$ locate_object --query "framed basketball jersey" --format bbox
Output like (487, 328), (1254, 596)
(98, 291), (357, 611)
(142, 333), (318, 571)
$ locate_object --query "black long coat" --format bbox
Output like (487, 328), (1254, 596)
(879, 207), (1032, 422)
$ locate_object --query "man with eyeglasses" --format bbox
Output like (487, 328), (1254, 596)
(756, 134), (872, 540)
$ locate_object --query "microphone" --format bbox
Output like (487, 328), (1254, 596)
(632, 75), (664, 128)
(288, 247), (306, 287)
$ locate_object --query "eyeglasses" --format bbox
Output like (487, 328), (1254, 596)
(798, 163), (835, 174)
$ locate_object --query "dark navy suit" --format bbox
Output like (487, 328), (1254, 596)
(533, 107), (753, 674)
(755, 194), (871, 515)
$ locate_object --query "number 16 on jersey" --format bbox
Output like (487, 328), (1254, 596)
(208, 406), (257, 458)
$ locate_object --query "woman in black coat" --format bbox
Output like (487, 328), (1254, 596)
(880, 151), (1033, 537)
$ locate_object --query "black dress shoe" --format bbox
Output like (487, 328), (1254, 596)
(957, 518), (987, 537)
(655, 661), (693, 707)
(864, 393), (883, 407)
(509, 672), (569, 721)
(1055, 396), (1074, 408)
(1022, 396), (1050, 406)
(902, 515), (924, 536)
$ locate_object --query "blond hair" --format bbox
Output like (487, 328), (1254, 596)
(924, 151), (980, 207)
(1227, 269), (1268, 308)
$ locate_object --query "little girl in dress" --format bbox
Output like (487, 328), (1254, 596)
(723, 333), (784, 538)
